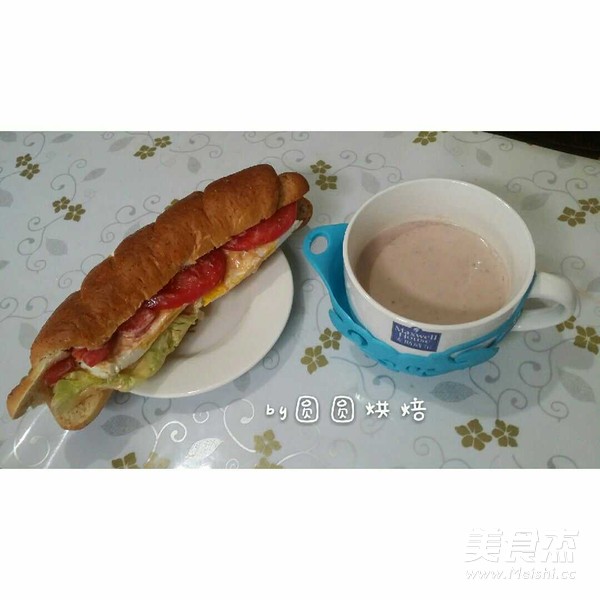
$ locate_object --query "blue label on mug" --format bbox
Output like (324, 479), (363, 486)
(391, 323), (441, 352)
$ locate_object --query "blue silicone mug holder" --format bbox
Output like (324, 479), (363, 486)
(302, 224), (535, 377)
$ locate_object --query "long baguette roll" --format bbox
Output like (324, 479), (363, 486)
(7, 164), (311, 427)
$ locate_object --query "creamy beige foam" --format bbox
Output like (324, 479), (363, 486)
(355, 220), (511, 325)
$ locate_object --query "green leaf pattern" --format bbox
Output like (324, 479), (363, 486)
(319, 327), (341, 350)
(301, 345), (328, 374)
(558, 199), (599, 227)
(455, 418), (521, 451)
(112, 451), (171, 468)
(412, 131), (438, 145)
(254, 430), (284, 468)
(556, 316), (600, 355)
(455, 419), (493, 451)
(134, 135), (172, 160)
(309, 160), (338, 190)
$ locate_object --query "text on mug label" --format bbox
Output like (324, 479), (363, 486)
(391, 322), (441, 352)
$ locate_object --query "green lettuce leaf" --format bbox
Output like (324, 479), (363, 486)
(127, 310), (197, 380)
(51, 311), (198, 415)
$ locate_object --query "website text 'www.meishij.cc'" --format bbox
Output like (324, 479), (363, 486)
(465, 566), (576, 580)
(464, 529), (579, 581)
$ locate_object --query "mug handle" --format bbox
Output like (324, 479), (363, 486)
(513, 272), (578, 331)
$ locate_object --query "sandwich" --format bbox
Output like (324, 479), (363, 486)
(6, 164), (312, 430)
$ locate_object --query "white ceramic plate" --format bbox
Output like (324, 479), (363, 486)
(130, 250), (294, 398)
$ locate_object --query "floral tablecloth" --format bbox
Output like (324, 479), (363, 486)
(1, 131), (599, 468)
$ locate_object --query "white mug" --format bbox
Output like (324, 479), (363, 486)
(343, 178), (578, 355)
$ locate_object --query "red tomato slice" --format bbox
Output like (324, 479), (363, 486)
(72, 338), (114, 367)
(223, 202), (297, 251)
(118, 307), (157, 338)
(43, 356), (78, 386)
(144, 247), (227, 310)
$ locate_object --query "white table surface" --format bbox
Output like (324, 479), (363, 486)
(1, 131), (599, 468)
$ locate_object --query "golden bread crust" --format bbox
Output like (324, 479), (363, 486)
(30, 165), (308, 364)
(6, 357), (55, 418)
(297, 196), (313, 227)
(49, 389), (113, 430)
